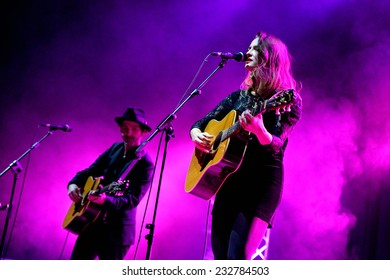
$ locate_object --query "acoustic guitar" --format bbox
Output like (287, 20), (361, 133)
(62, 176), (129, 234)
(185, 89), (294, 200)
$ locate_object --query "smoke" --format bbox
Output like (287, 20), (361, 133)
(268, 0), (390, 259)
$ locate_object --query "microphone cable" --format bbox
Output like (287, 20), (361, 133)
(58, 231), (70, 259)
(176, 53), (212, 107)
(201, 199), (212, 260)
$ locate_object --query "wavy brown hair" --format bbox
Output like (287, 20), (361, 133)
(241, 32), (300, 99)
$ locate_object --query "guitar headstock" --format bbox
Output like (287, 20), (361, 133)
(264, 89), (294, 115)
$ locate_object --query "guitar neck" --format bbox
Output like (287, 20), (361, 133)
(221, 121), (242, 142)
(220, 103), (264, 142)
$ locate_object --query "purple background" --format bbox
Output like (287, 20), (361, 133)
(1, 0), (390, 260)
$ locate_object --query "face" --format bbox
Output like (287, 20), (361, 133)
(245, 37), (261, 71)
(120, 120), (144, 148)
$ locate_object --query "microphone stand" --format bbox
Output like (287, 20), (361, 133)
(0, 130), (54, 259)
(136, 58), (229, 260)
(144, 124), (174, 260)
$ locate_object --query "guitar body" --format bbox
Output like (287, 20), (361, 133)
(62, 176), (102, 234)
(185, 110), (249, 200)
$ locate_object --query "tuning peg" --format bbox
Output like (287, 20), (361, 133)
(275, 108), (281, 115)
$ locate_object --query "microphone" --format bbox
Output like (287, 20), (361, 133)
(211, 52), (247, 62)
(40, 124), (72, 132)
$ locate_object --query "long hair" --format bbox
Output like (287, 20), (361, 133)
(241, 32), (300, 98)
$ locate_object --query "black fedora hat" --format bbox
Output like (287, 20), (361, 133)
(115, 107), (152, 132)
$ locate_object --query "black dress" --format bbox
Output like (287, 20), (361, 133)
(191, 89), (302, 259)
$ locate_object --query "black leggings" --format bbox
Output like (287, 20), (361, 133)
(211, 211), (251, 260)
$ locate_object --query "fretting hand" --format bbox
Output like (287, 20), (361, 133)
(239, 110), (272, 145)
(88, 190), (106, 205)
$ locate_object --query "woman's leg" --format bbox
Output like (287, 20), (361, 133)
(244, 216), (268, 260)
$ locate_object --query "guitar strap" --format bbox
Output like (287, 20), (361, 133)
(118, 149), (145, 182)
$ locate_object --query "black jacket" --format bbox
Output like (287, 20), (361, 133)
(68, 142), (154, 245)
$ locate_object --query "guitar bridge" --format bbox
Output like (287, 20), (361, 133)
(195, 149), (216, 172)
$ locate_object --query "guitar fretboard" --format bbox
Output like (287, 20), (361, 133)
(221, 121), (241, 142)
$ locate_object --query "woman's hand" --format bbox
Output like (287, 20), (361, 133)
(239, 110), (272, 145)
(190, 128), (214, 153)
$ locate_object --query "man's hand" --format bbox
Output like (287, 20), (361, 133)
(68, 184), (82, 202)
(88, 191), (106, 205)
